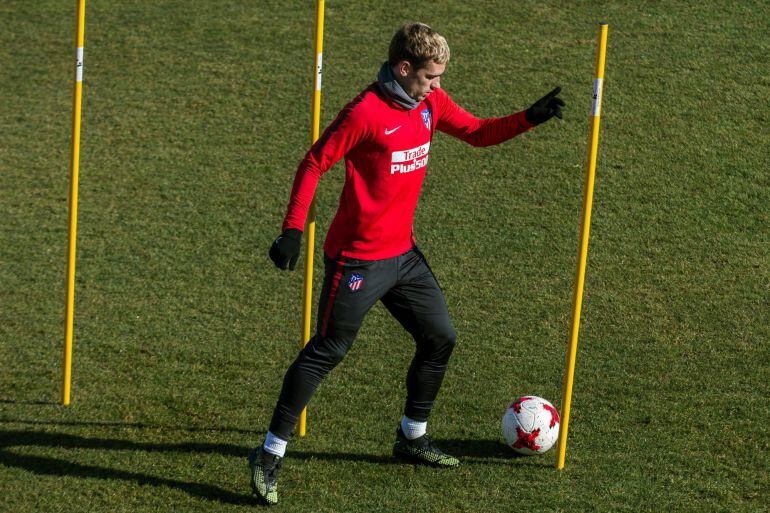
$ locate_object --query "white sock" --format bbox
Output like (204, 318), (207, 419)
(263, 431), (288, 457)
(401, 416), (427, 440)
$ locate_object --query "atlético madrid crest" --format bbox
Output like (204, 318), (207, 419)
(347, 273), (364, 292)
(421, 109), (431, 130)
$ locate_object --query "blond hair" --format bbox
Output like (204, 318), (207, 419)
(388, 22), (450, 69)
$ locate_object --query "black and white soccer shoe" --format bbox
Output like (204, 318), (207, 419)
(392, 427), (460, 468)
(248, 445), (283, 506)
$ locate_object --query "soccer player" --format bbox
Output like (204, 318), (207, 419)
(251, 22), (564, 505)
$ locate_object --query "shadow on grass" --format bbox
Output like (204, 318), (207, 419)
(0, 429), (543, 462)
(0, 449), (256, 506)
(442, 438), (517, 458)
(0, 430), (255, 506)
(0, 416), (257, 435)
(440, 438), (549, 467)
(290, 449), (395, 465)
(289, 439), (543, 468)
(0, 399), (58, 406)
(0, 429), (394, 465)
(0, 430), (246, 456)
(0, 429), (544, 504)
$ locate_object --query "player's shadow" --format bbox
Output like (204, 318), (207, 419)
(0, 429), (256, 506)
(0, 427), (541, 506)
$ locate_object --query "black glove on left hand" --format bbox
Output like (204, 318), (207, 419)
(525, 86), (565, 125)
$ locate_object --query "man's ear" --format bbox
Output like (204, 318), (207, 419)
(396, 60), (411, 77)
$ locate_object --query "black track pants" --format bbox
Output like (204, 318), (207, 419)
(268, 247), (456, 441)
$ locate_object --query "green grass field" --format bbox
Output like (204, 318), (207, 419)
(1, 1), (768, 511)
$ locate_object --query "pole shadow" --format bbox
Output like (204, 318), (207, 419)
(0, 417), (257, 435)
(0, 399), (58, 406)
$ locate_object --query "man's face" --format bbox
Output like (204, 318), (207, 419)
(396, 60), (445, 102)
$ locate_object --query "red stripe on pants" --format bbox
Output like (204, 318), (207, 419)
(320, 258), (347, 337)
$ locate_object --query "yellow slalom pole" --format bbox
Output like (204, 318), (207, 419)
(556, 22), (608, 469)
(298, 0), (325, 437)
(62, 0), (87, 406)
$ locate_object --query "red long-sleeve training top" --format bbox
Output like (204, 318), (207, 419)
(282, 84), (533, 260)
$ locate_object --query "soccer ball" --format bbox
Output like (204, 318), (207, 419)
(501, 396), (560, 455)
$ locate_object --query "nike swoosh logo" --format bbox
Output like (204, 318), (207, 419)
(384, 126), (401, 135)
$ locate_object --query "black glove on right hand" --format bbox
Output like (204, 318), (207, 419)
(525, 86), (565, 125)
(269, 228), (302, 270)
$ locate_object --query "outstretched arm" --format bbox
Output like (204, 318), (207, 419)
(432, 87), (564, 147)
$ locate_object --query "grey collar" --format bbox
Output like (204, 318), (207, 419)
(376, 61), (419, 110)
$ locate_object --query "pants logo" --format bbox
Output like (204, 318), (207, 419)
(347, 273), (364, 292)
